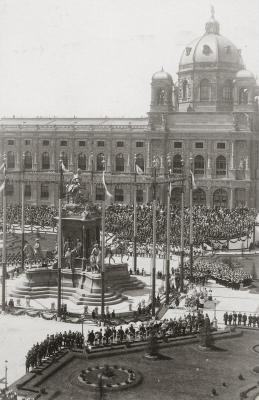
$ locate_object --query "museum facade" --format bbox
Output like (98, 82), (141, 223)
(1, 10), (259, 209)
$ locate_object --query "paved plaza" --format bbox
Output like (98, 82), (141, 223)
(0, 253), (259, 386)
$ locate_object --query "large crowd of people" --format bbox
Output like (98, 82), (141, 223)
(184, 260), (253, 289)
(105, 204), (256, 246)
(0, 205), (256, 247)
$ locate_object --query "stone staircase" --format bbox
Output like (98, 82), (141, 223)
(10, 283), (127, 307)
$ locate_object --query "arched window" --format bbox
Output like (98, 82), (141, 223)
(96, 153), (104, 171)
(7, 151), (15, 169)
(135, 153), (144, 172)
(172, 154), (183, 174)
(115, 187), (124, 202)
(42, 152), (50, 170)
(182, 80), (188, 101)
(171, 187), (182, 207)
(157, 88), (166, 105)
(78, 153), (86, 170)
(239, 87), (248, 104)
(194, 155), (205, 175)
(96, 186), (105, 201)
(213, 188), (228, 208)
(216, 155), (226, 176)
(24, 151), (32, 169)
(115, 153), (124, 172)
(222, 80), (233, 102)
(200, 79), (211, 101)
(193, 188), (206, 206)
(60, 151), (68, 169)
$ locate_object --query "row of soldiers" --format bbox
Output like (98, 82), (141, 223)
(223, 311), (259, 327)
(25, 331), (84, 372)
(86, 312), (211, 347)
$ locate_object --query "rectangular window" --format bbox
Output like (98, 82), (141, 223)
(97, 141), (105, 147)
(115, 188), (124, 202)
(136, 141), (144, 148)
(79, 141), (86, 147)
(40, 184), (49, 199)
(217, 142), (225, 149)
(96, 187), (105, 201)
(60, 140), (67, 146)
(195, 142), (203, 149)
(25, 139), (31, 145)
(43, 140), (49, 146)
(6, 183), (14, 196)
(174, 142), (182, 149)
(7, 139), (15, 146)
(117, 141), (124, 147)
(136, 189), (143, 203)
(24, 184), (31, 198)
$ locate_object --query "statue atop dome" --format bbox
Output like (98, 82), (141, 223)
(205, 5), (220, 34)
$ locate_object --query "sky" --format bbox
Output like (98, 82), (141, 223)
(0, 0), (258, 118)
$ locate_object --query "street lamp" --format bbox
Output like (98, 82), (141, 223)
(213, 298), (218, 329)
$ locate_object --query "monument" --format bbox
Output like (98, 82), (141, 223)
(10, 173), (144, 310)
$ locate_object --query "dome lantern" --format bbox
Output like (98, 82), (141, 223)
(205, 6), (220, 35)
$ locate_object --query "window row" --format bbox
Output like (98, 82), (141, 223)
(6, 140), (145, 148)
(181, 78), (250, 104)
(5, 152), (228, 175)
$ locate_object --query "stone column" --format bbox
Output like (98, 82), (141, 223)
(245, 157), (250, 180)
(228, 141), (235, 179)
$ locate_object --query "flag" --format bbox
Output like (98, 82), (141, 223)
(0, 159), (6, 193)
(61, 161), (69, 173)
(0, 180), (5, 193)
(0, 376), (6, 384)
(190, 170), (197, 189)
(135, 164), (143, 175)
(102, 171), (112, 198)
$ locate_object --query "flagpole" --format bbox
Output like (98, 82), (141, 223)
(165, 155), (171, 305)
(133, 155), (137, 274)
(1, 154), (7, 313)
(101, 198), (105, 320)
(90, 151), (94, 202)
(57, 155), (63, 320)
(180, 159), (185, 293)
(151, 157), (158, 317)
(189, 157), (193, 280)
(101, 157), (107, 321)
(21, 152), (25, 271)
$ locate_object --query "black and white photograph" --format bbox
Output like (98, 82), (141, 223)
(0, 0), (259, 399)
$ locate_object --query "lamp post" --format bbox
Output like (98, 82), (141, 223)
(4, 360), (8, 390)
(151, 156), (159, 316)
(213, 298), (218, 329)
(21, 152), (26, 271)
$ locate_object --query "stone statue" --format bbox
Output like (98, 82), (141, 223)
(33, 238), (43, 260)
(66, 169), (82, 204)
(90, 243), (102, 273)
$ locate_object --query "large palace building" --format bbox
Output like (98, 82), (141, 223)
(1, 10), (259, 209)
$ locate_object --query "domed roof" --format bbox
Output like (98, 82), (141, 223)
(236, 69), (255, 79)
(179, 8), (244, 70)
(152, 68), (172, 81)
